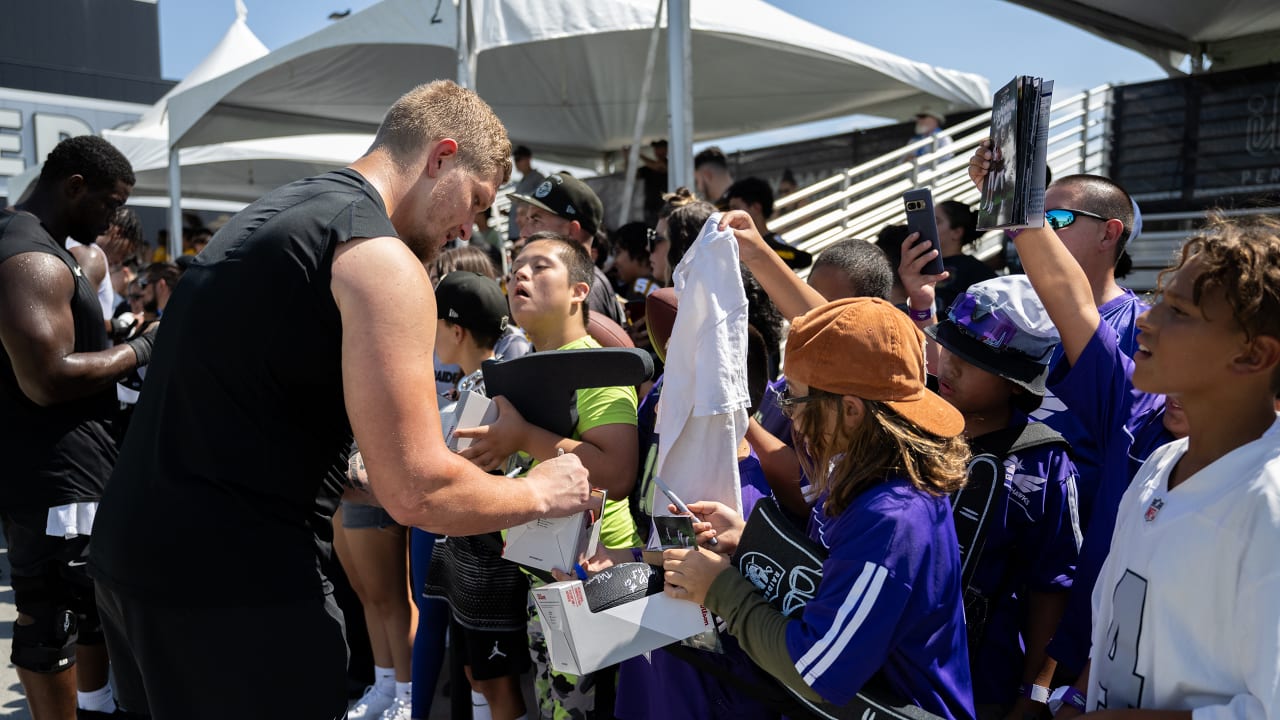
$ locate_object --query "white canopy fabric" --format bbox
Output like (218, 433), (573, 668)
(96, 2), (373, 205)
(104, 0), (270, 167)
(123, 134), (373, 202)
(1004, 0), (1280, 73)
(165, 0), (990, 168)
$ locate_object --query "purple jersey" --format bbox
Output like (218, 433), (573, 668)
(965, 426), (1081, 705)
(1031, 289), (1148, 522)
(794, 480), (975, 720)
(756, 376), (793, 445)
(1043, 323), (1173, 676)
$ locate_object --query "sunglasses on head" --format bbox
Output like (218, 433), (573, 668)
(1044, 208), (1108, 231)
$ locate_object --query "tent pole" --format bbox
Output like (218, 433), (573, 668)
(666, 0), (693, 193)
(167, 148), (183, 260)
(456, 0), (474, 88)
(618, 0), (665, 228)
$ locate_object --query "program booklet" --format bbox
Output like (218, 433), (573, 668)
(978, 75), (1054, 230)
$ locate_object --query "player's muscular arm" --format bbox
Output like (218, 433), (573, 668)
(333, 236), (592, 534)
(0, 252), (142, 406)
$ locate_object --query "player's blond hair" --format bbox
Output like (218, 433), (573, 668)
(372, 80), (512, 184)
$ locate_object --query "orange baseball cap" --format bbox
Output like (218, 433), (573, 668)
(785, 297), (963, 438)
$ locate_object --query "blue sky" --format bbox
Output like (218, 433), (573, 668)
(159, 0), (1167, 152)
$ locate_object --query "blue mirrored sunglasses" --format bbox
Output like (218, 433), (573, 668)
(1045, 208), (1107, 231)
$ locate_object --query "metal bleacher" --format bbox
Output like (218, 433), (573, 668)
(763, 82), (1280, 292)
(768, 84), (1115, 276)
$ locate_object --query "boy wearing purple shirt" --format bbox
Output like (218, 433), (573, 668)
(903, 271), (1082, 714)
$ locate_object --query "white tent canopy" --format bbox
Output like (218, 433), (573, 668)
(1004, 0), (1280, 73)
(165, 0), (990, 169)
(94, 1), (374, 248)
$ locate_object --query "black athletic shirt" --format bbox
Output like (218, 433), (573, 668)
(0, 210), (117, 510)
(90, 169), (397, 606)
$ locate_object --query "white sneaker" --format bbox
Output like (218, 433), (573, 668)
(379, 697), (412, 720)
(348, 685), (395, 720)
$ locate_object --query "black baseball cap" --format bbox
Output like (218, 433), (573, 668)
(435, 271), (509, 338)
(509, 171), (604, 236)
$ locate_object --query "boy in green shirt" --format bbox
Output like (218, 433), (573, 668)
(456, 231), (640, 719)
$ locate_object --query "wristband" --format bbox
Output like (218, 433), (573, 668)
(126, 329), (157, 368)
(1020, 683), (1051, 704)
(631, 547), (644, 563)
(1048, 686), (1086, 716)
(908, 305), (933, 322)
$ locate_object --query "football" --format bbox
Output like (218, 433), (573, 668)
(582, 562), (665, 613)
(644, 287), (679, 361)
(587, 312), (635, 348)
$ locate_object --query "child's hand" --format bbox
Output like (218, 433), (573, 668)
(968, 138), (994, 193)
(455, 395), (528, 471)
(717, 210), (770, 264)
(662, 546), (731, 605)
(899, 232), (949, 317)
(678, 501), (744, 554)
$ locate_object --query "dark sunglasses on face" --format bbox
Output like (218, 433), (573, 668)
(1045, 208), (1108, 231)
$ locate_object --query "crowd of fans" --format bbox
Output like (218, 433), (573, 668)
(1, 80), (1278, 720)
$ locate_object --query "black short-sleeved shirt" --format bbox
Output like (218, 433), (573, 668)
(0, 210), (117, 510)
(90, 169), (398, 606)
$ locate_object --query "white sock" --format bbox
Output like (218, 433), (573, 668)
(77, 683), (116, 712)
(374, 665), (395, 694)
(471, 690), (492, 720)
(395, 680), (412, 702)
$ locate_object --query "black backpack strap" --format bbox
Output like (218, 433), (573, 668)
(953, 420), (1069, 649)
(953, 420), (1068, 582)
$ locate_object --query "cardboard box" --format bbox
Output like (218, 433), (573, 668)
(442, 390), (499, 451)
(503, 489), (606, 573)
(531, 579), (713, 675)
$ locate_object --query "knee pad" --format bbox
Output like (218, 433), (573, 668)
(11, 606), (77, 673)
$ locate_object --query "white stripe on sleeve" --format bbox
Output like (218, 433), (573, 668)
(794, 561), (888, 681)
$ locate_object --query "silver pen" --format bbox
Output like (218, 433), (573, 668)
(653, 476), (719, 546)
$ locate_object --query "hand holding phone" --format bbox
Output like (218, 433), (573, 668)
(903, 188), (945, 276)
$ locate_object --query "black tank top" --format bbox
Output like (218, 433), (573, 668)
(90, 169), (398, 605)
(0, 210), (116, 510)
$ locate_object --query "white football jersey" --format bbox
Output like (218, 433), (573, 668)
(1088, 415), (1280, 720)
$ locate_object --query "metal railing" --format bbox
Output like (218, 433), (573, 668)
(770, 84), (1115, 267)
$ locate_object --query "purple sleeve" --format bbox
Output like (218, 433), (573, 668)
(1017, 447), (1083, 591)
(756, 377), (793, 446)
(1047, 324), (1163, 439)
(1044, 324), (1162, 677)
(784, 494), (927, 705)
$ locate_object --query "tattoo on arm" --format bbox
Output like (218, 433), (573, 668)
(346, 451), (370, 491)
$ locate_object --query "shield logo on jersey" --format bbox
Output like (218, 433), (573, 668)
(1144, 497), (1164, 522)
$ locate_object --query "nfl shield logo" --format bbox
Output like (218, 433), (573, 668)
(1144, 497), (1164, 522)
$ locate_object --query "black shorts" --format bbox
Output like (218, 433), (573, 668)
(450, 616), (530, 681)
(1, 509), (99, 632)
(95, 582), (349, 720)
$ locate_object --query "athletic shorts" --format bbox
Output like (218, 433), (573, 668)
(450, 615), (530, 681)
(340, 501), (399, 530)
(1, 509), (99, 632)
